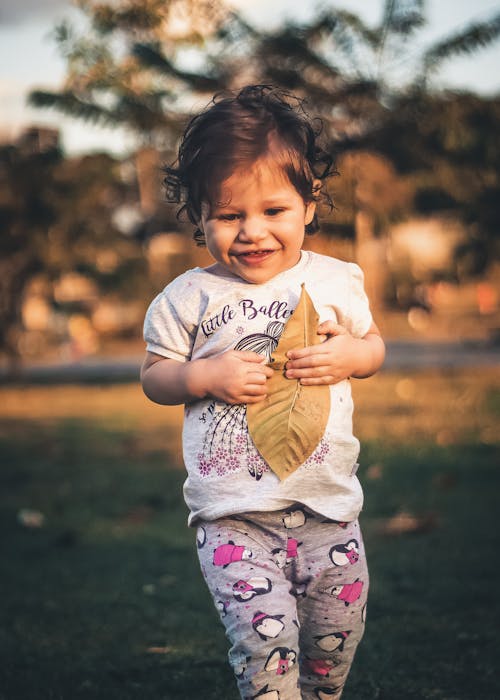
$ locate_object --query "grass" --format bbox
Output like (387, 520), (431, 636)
(1, 368), (499, 699)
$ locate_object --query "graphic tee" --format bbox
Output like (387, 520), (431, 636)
(144, 250), (373, 525)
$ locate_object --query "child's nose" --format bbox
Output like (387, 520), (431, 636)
(237, 217), (267, 242)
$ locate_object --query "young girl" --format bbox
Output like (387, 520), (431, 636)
(141, 85), (385, 700)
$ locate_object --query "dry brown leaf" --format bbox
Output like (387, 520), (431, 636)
(247, 284), (330, 480)
(378, 509), (439, 535)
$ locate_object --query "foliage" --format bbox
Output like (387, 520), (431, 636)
(21, 0), (500, 334)
(0, 141), (146, 365)
(29, 0), (232, 149)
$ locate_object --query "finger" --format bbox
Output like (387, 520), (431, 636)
(317, 321), (347, 336)
(285, 365), (332, 379)
(286, 349), (331, 367)
(286, 345), (330, 361)
(234, 351), (269, 363)
(299, 376), (342, 386)
(246, 372), (269, 385)
(245, 365), (273, 380)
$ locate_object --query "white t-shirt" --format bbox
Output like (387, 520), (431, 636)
(144, 250), (373, 525)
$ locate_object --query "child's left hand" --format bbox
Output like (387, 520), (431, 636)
(284, 320), (382, 385)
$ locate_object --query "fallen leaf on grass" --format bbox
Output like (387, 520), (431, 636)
(366, 463), (384, 480)
(17, 509), (45, 528)
(378, 509), (439, 535)
(247, 284), (330, 480)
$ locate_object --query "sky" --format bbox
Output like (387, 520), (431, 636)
(1, 0), (499, 156)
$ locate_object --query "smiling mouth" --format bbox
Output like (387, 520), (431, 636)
(232, 249), (276, 262)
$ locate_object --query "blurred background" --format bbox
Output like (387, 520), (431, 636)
(1, 2), (500, 699)
(1, 0), (500, 369)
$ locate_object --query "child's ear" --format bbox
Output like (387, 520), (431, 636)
(304, 178), (322, 225)
(305, 199), (317, 226)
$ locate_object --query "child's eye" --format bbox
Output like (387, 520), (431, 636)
(218, 213), (240, 221)
(266, 208), (284, 216)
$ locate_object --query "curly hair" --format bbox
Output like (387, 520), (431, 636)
(164, 84), (336, 245)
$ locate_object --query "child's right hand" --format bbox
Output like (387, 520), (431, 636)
(203, 351), (273, 405)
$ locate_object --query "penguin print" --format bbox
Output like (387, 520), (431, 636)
(271, 539), (300, 569)
(264, 647), (297, 675)
(232, 577), (272, 602)
(271, 548), (287, 569)
(213, 541), (253, 567)
(282, 508), (308, 529)
(289, 579), (310, 598)
(196, 526), (207, 549)
(329, 539), (359, 566)
(302, 657), (334, 677)
(314, 687), (343, 699)
(216, 599), (229, 617)
(321, 579), (364, 606)
(252, 611), (285, 640)
(314, 631), (351, 653)
(250, 685), (280, 700)
(229, 650), (251, 678)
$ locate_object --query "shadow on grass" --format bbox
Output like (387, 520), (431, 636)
(1, 419), (499, 699)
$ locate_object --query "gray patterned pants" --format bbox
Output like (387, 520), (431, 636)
(196, 507), (368, 699)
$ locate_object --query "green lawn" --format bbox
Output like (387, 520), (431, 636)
(1, 373), (499, 699)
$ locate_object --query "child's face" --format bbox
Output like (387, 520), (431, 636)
(199, 160), (317, 284)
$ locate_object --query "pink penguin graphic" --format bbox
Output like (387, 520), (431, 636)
(232, 577), (272, 602)
(213, 541), (253, 568)
(252, 611), (285, 640)
(329, 539), (359, 566)
(323, 579), (364, 606)
(264, 647), (297, 675)
(272, 539), (300, 569)
(314, 630), (351, 653)
(287, 538), (300, 559)
(302, 658), (335, 677)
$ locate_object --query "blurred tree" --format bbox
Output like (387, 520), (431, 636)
(242, 0), (500, 304)
(0, 141), (146, 370)
(28, 0), (234, 149)
(0, 143), (62, 369)
(28, 0), (500, 307)
(28, 0), (239, 244)
(404, 92), (500, 278)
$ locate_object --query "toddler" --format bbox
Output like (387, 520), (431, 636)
(141, 85), (385, 700)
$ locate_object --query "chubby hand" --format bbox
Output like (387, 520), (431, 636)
(285, 320), (363, 385)
(204, 350), (274, 404)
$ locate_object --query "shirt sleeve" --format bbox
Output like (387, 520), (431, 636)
(143, 279), (198, 362)
(345, 262), (373, 338)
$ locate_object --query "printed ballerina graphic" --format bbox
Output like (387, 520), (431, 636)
(196, 319), (331, 480)
(196, 321), (284, 480)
